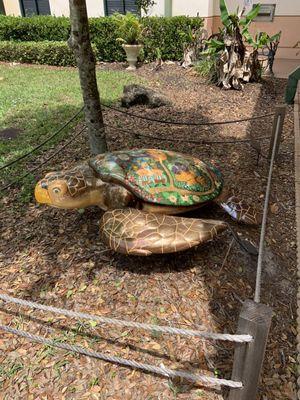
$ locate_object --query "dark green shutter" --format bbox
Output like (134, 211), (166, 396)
(105, 0), (138, 16)
(0, 0), (5, 15)
(20, 0), (50, 16)
(21, 0), (38, 16)
(36, 0), (51, 15)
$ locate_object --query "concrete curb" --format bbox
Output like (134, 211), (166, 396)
(294, 82), (300, 400)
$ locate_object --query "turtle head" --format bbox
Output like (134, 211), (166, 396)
(35, 164), (108, 209)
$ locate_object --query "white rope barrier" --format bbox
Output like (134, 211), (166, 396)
(0, 324), (243, 389)
(0, 293), (252, 343)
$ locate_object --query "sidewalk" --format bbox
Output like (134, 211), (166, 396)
(273, 58), (300, 79)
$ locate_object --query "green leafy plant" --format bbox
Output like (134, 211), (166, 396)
(243, 30), (281, 50)
(219, 0), (260, 36)
(0, 15), (204, 63)
(112, 12), (143, 45)
(202, 36), (224, 56)
(200, 1), (281, 89)
(194, 57), (218, 82)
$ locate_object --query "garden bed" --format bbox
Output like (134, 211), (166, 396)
(0, 63), (296, 399)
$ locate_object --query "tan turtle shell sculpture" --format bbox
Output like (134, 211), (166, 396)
(35, 149), (261, 256)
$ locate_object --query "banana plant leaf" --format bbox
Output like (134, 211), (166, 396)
(269, 31), (281, 42)
(240, 3), (260, 28)
(220, 0), (230, 28)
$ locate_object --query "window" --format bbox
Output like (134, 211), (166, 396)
(253, 4), (276, 22)
(104, 0), (139, 16)
(19, 0), (51, 16)
(0, 0), (5, 15)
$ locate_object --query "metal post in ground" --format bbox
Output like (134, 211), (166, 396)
(268, 104), (286, 160)
(228, 300), (272, 400)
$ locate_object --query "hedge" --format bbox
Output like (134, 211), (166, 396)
(0, 15), (203, 63)
(0, 41), (95, 66)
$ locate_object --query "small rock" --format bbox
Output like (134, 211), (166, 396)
(121, 84), (171, 109)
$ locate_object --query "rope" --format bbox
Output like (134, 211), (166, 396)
(254, 114), (281, 303)
(0, 324), (243, 389)
(0, 293), (252, 343)
(104, 123), (271, 145)
(102, 103), (274, 126)
(0, 127), (86, 192)
(0, 106), (84, 172)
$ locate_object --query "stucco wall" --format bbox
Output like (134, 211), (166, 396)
(49, 0), (69, 16)
(85, 0), (104, 17)
(172, 0), (211, 17)
(3, 0), (21, 16)
(221, 0), (300, 15)
(148, 0), (300, 17)
(147, 0), (213, 17)
(145, 0), (165, 16)
(49, 0), (104, 17)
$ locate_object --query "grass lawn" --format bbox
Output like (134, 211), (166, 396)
(0, 63), (137, 198)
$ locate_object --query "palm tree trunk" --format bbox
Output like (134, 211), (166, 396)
(68, 0), (107, 154)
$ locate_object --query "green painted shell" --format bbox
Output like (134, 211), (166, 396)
(89, 149), (223, 207)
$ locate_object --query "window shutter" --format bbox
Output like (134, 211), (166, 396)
(22, 0), (38, 16)
(0, 0), (5, 15)
(124, 0), (138, 14)
(106, 0), (124, 16)
(37, 0), (51, 15)
(20, 0), (50, 16)
(105, 0), (138, 16)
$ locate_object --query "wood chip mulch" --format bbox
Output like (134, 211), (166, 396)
(0, 63), (297, 400)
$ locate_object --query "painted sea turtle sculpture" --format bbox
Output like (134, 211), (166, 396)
(35, 149), (260, 256)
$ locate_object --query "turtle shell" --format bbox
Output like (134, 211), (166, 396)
(89, 149), (223, 207)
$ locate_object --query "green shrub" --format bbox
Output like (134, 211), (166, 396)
(0, 15), (204, 63)
(142, 16), (203, 61)
(0, 15), (70, 41)
(0, 41), (96, 66)
(194, 57), (218, 82)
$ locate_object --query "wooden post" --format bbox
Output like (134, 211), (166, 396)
(268, 104), (286, 160)
(228, 300), (272, 400)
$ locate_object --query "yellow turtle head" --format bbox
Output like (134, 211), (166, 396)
(35, 164), (107, 209)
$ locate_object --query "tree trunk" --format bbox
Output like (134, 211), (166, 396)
(68, 0), (107, 155)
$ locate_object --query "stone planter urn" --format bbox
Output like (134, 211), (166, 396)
(122, 44), (143, 71)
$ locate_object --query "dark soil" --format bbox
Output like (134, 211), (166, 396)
(0, 63), (296, 400)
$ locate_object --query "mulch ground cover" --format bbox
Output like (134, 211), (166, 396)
(0, 63), (297, 400)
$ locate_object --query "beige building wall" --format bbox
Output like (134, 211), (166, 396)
(146, 0), (165, 16)
(49, 0), (69, 16)
(3, 0), (21, 16)
(47, 0), (105, 17)
(171, 0), (212, 17)
(3, 0), (105, 17)
(85, 0), (105, 17)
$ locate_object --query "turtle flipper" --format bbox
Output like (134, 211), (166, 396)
(215, 195), (261, 225)
(100, 209), (227, 256)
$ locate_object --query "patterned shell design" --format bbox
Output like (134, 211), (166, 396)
(89, 149), (223, 207)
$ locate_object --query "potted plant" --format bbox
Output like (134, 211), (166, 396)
(113, 12), (143, 70)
